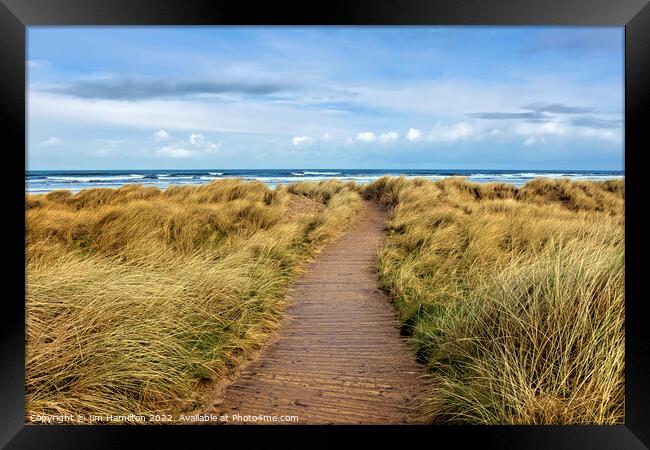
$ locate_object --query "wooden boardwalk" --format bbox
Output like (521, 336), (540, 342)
(209, 201), (427, 424)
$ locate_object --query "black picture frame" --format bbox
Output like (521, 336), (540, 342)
(2, 0), (648, 447)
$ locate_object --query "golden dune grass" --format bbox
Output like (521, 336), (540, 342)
(26, 179), (362, 421)
(361, 176), (624, 424)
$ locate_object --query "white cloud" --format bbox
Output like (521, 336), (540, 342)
(189, 133), (205, 145)
(189, 133), (221, 152)
(523, 136), (546, 146)
(378, 131), (399, 143)
(153, 129), (170, 142)
(406, 128), (422, 141)
(40, 136), (63, 147)
(291, 136), (312, 146)
(355, 131), (376, 142)
(354, 131), (398, 144)
(537, 121), (568, 137)
(154, 133), (222, 158)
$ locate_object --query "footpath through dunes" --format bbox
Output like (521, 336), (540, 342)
(207, 201), (428, 424)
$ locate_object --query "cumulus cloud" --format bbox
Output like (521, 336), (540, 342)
(40, 136), (63, 147)
(291, 136), (312, 146)
(189, 133), (205, 145)
(154, 132), (222, 158)
(153, 129), (170, 142)
(406, 128), (422, 141)
(45, 77), (295, 100)
(288, 132), (338, 148)
(184, 133), (221, 152)
(353, 131), (398, 144)
(377, 131), (399, 143)
(355, 132), (376, 142)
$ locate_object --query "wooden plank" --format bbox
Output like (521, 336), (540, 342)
(205, 201), (428, 425)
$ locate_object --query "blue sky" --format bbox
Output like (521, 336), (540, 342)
(27, 26), (624, 170)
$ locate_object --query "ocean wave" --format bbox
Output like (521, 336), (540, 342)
(157, 175), (195, 180)
(512, 172), (547, 177)
(45, 174), (146, 182)
(302, 171), (341, 176)
(514, 173), (572, 178)
(289, 171), (343, 176)
(467, 174), (498, 179)
(570, 174), (624, 179)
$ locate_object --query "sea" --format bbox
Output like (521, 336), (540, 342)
(25, 169), (624, 194)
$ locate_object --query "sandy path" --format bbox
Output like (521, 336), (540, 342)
(209, 201), (427, 424)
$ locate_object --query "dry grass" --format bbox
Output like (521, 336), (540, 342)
(361, 176), (624, 424)
(26, 179), (362, 421)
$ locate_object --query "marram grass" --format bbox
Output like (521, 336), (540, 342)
(26, 179), (362, 421)
(361, 176), (624, 424)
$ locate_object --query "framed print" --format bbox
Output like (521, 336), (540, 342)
(2, 0), (648, 447)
